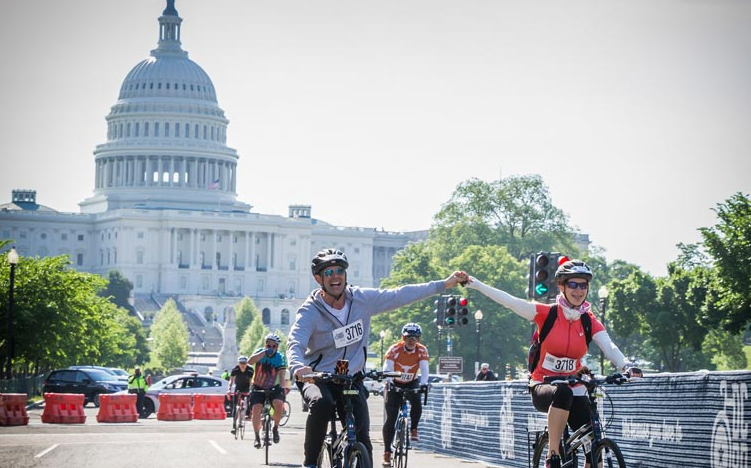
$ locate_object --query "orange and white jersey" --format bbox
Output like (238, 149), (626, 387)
(384, 341), (430, 385)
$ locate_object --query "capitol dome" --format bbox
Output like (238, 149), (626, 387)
(81, 0), (249, 214)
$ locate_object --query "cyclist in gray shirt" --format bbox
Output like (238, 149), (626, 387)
(287, 248), (466, 468)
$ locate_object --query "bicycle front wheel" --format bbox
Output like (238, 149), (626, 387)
(317, 441), (334, 468)
(593, 438), (626, 468)
(346, 441), (372, 468)
(264, 414), (271, 465)
(393, 416), (409, 468)
(279, 400), (291, 426)
(531, 432), (573, 468)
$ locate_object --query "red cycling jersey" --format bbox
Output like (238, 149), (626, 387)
(529, 303), (604, 383)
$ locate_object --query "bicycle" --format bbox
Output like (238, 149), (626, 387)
(304, 369), (385, 468)
(230, 391), (250, 440)
(531, 370), (635, 468)
(278, 399), (291, 427)
(252, 387), (283, 465)
(386, 384), (427, 468)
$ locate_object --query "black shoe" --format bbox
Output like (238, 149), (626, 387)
(273, 427), (280, 444)
(230, 428), (236, 435)
(545, 454), (561, 468)
(254, 436), (261, 449)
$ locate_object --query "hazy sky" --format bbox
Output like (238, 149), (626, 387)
(1, 0), (749, 277)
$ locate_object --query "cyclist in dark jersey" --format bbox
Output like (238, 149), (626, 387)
(228, 355), (254, 434)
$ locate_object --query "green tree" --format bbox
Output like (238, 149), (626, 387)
(699, 192), (751, 333)
(235, 297), (261, 343)
(149, 298), (189, 372)
(239, 314), (269, 356)
(432, 175), (579, 260)
(100, 270), (135, 314)
(0, 244), (148, 377)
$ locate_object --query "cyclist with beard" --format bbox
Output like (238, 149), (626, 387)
(287, 248), (466, 468)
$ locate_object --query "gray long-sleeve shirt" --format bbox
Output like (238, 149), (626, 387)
(287, 280), (445, 379)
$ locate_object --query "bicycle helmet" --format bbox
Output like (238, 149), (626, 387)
(555, 260), (593, 282)
(311, 248), (349, 276)
(401, 322), (423, 338)
(238, 355), (248, 363)
(265, 333), (282, 344)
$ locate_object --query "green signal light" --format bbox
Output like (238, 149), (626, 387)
(445, 317), (456, 325)
(535, 283), (549, 296)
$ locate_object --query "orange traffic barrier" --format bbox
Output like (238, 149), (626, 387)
(41, 393), (86, 424)
(156, 393), (193, 421)
(96, 393), (138, 423)
(192, 394), (226, 420)
(0, 393), (29, 426)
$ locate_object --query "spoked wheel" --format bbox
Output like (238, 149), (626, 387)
(593, 438), (626, 468)
(346, 441), (372, 468)
(317, 442), (334, 468)
(531, 431), (574, 468)
(393, 417), (409, 468)
(233, 403), (242, 440)
(279, 400), (291, 426)
(263, 414), (271, 465)
(238, 406), (246, 440)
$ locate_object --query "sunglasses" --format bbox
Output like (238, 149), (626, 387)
(323, 267), (346, 277)
(566, 281), (589, 290)
(267, 344), (278, 349)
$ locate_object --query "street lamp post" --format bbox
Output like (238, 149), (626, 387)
(6, 247), (19, 380)
(379, 330), (386, 368)
(474, 309), (483, 375)
(598, 285), (609, 375)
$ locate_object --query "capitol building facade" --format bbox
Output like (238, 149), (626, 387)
(0, 1), (422, 337)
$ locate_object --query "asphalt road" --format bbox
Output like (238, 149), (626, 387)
(0, 390), (486, 468)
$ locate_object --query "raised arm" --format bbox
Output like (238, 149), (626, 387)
(465, 275), (537, 321)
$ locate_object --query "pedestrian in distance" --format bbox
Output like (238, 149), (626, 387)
(248, 333), (290, 448)
(381, 323), (430, 467)
(464, 260), (642, 468)
(128, 366), (149, 418)
(287, 248), (467, 468)
(475, 363), (498, 381)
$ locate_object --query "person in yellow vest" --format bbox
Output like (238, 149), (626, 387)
(128, 366), (149, 418)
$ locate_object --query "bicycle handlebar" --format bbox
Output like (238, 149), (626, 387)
(544, 370), (637, 389)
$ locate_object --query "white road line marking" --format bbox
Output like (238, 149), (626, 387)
(35, 444), (59, 458)
(208, 439), (227, 454)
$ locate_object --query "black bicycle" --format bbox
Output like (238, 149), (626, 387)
(531, 370), (636, 468)
(252, 387), (283, 465)
(303, 369), (379, 468)
(387, 385), (427, 468)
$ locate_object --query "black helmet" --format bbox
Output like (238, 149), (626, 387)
(555, 260), (593, 282)
(311, 248), (349, 276)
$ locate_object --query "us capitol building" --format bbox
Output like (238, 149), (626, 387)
(0, 1), (423, 348)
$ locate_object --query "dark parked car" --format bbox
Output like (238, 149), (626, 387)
(69, 365), (129, 382)
(43, 368), (128, 407)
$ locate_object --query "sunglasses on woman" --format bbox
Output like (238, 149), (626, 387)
(566, 281), (589, 290)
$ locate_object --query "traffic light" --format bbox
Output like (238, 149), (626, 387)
(433, 296), (446, 328)
(445, 295), (457, 327)
(533, 252), (569, 302)
(457, 297), (469, 325)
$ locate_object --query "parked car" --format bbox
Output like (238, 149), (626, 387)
(428, 373), (460, 384)
(69, 365), (129, 382)
(363, 377), (385, 395)
(43, 368), (128, 407)
(136, 373), (230, 418)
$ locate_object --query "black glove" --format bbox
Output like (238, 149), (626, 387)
(420, 384), (428, 394)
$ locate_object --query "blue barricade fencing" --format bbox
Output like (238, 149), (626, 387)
(419, 370), (749, 468)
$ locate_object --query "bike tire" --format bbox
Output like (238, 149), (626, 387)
(393, 416), (408, 468)
(233, 403), (241, 440)
(346, 441), (372, 468)
(279, 400), (291, 426)
(264, 413), (271, 465)
(593, 438), (626, 468)
(531, 431), (573, 468)
(317, 441), (334, 468)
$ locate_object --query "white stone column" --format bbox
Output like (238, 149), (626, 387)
(249, 232), (256, 271)
(244, 231), (250, 270)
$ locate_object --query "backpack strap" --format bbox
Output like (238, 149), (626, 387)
(538, 305), (558, 344)
(539, 306), (593, 345)
(581, 312), (592, 346)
